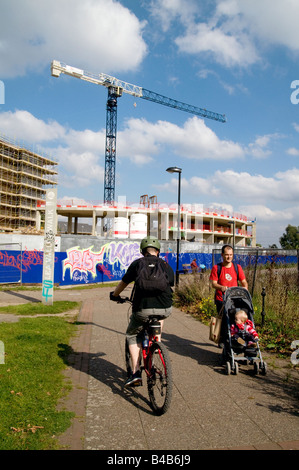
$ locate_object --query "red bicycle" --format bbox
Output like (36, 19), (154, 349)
(123, 298), (173, 415)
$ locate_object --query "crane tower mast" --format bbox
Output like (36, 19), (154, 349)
(51, 60), (226, 204)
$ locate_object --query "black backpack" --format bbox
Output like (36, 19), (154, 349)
(217, 262), (239, 280)
(135, 256), (170, 294)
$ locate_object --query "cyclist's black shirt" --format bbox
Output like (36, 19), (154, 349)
(122, 256), (174, 311)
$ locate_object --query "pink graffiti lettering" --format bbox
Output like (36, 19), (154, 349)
(0, 249), (46, 273)
(97, 264), (113, 279)
(63, 246), (105, 279)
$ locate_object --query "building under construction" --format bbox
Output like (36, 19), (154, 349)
(0, 135), (58, 232)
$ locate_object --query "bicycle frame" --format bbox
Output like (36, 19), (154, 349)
(141, 322), (166, 376)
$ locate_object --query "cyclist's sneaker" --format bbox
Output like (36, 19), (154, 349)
(124, 370), (142, 387)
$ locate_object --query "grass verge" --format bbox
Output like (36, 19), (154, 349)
(0, 305), (79, 449)
(0, 301), (79, 316)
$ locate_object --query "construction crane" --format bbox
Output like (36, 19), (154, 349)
(51, 60), (226, 204)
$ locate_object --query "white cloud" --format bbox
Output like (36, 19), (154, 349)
(175, 22), (258, 68)
(118, 116), (244, 162)
(212, 168), (299, 203)
(0, 109), (104, 189)
(150, 0), (299, 68)
(221, 0), (299, 52)
(177, 168), (299, 209)
(246, 133), (283, 159)
(1, 110), (243, 192)
(240, 204), (293, 222)
(55, 147), (104, 188)
(182, 168), (299, 246)
(148, 0), (198, 32)
(287, 148), (299, 156)
(293, 123), (299, 133)
(238, 203), (297, 247)
(2, 109), (298, 207)
(63, 128), (105, 153)
(189, 176), (216, 196)
(59, 195), (91, 206)
(157, 168), (299, 246)
(0, 0), (147, 78)
(0, 110), (65, 142)
(117, 118), (158, 165)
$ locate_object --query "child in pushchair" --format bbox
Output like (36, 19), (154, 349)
(221, 287), (267, 376)
(230, 310), (259, 349)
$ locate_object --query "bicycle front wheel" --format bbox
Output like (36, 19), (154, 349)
(146, 342), (172, 415)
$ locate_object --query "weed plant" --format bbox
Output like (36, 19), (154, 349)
(174, 272), (216, 322)
(250, 263), (299, 356)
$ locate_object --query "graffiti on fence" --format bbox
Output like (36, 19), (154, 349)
(62, 241), (141, 281)
(106, 240), (141, 267)
(63, 245), (105, 280)
(0, 249), (48, 272)
(1, 242), (213, 285)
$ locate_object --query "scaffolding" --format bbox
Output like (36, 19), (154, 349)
(0, 135), (58, 232)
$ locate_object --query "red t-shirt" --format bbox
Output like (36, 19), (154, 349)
(210, 263), (245, 301)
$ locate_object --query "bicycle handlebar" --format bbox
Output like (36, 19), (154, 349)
(110, 292), (131, 304)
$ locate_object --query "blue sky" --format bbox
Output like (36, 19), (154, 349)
(1, 0), (299, 247)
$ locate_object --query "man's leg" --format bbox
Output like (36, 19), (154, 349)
(128, 341), (141, 374)
(125, 313), (143, 386)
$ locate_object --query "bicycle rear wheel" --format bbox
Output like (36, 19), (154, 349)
(146, 342), (172, 415)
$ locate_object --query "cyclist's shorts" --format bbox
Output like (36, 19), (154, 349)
(126, 307), (172, 345)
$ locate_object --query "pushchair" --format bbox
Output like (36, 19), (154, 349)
(220, 287), (267, 375)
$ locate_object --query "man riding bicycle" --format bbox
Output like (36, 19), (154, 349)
(110, 236), (174, 387)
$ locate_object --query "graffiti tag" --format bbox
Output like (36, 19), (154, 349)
(42, 279), (53, 302)
(106, 241), (141, 267)
(62, 241), (141, 280)
(0, 249), (58, 273)
(63, 245), (105, 280)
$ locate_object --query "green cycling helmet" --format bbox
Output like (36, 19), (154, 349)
(140, 236), (161, 253)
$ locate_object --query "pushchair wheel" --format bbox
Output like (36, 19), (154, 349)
(225, 361), (231, 375)
(233, 362), (239, 375)
(253, 361), (267, 376)
(260, 361), (267, 375)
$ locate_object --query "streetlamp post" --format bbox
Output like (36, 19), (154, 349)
(166, 167), (182, 286)
(228, 220), (235, 250)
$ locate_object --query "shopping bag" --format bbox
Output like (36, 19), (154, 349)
(209, 315), (222, 344)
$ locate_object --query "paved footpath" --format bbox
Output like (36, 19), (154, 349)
(0, 286), (298, 451)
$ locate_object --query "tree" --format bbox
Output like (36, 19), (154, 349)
(279, 224), (299, 249)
